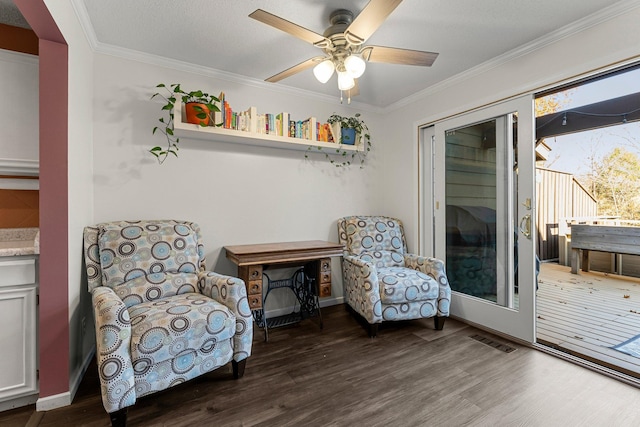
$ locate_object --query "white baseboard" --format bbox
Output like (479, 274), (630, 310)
(70, 348), (96, 402)
(320, 296), (344, 308)
(0, 393), (38, 412)
(36, 391), (71, 411)
(36, 348), (95, 412)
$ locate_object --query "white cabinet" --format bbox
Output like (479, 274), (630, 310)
(0, 256), (38, 410)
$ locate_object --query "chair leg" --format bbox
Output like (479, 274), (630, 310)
(109, 408), (127, 427)
(368, 323), (378, 338)
(434, 316), (446, 331)
(344, 303), (379, 337)
(232, 359), (247, 379)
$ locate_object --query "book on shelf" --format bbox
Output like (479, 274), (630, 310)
(289, 120), (296, 138)
(237, 113), (246, 132)
(269, 113), (276, 135)
(295, 120), (303, 138)
(242, 106), (257, 133)
(301, 117), (317, 140)
(213, 92), (225, 126)
(326, 123), (335, 142)
(275, 112), (289, 137)
(321, 123), (335, 142)
(310, 121), (334, 143)
(223, 100), (232, 129)
(264, 113), (275, 135)
(257, 114), (266, 135)
(330, 122), (341, 144)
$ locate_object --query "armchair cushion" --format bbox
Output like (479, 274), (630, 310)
(378, 267), (439, 304)
(113, 272), (199, 308)
(97, 221), (202, 291)
(353, 251), (405, 269)
(340, 216), (406, 268)
(129, 293), (235, 366)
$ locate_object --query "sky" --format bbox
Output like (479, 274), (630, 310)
(539, 67), (640, 177)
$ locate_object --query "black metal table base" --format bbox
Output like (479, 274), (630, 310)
(254, 268), (323, 341)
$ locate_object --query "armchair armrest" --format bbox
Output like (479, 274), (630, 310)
(198, 271), (253, 361)
(92, 287), (136, 413)
(342, 255), (383, 324)
(404, 254), (451, 316)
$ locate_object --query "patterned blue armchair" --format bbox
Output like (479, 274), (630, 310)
(83, 220), (253, 426)
(338, 216), (451, 337)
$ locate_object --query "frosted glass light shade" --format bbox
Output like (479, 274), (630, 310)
(344, 54), (366, 78)
(337, 71), (355, 91)
(313, 59), (335, 83)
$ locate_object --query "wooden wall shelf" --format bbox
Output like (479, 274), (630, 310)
(173, 102), (364, 153)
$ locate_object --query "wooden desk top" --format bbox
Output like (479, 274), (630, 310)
(224, 240), (343, 266)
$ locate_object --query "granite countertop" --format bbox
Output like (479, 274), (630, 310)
(0, 228), (40, 256)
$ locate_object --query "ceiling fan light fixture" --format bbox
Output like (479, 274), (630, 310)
(337, 71), (355, 91)
(313, 59), (335, 83)
(344, 54), (366, 78)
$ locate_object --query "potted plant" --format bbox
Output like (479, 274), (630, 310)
(327, 113), (367, 146)
(307, 113), (371, 167)
(150, 83), (221, 164)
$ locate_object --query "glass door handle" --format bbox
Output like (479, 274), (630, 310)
(519, 214), (531, 239)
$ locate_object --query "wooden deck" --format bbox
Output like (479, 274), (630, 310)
(537, 262), (640, 377)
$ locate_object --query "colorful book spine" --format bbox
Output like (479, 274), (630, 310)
(275, 112), (289, 136)
(296, 121), (303, 138)
(223, 100), (231, 129)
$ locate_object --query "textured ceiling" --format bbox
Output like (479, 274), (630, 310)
(0, 0), (29, 28)
(0, 1), (633, 107)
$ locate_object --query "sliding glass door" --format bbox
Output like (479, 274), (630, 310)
(431, 95), (536, 342)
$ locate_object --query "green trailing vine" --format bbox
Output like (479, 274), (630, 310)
(150, 83), (220, 164)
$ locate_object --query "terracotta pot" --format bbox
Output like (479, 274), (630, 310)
(185, 102), (210, 126)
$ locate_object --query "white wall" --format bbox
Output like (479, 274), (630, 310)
(91, 53), (383, 311)
(0, 49), (38, 164)
(378, 5), (640, 254)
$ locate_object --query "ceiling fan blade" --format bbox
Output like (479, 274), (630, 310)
(249, 9), (328, 46)
(345, 0), (403, 44)
(362, 45), (438, 66)
(265, 57), (323, 83)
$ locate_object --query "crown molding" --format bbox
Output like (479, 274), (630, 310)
(70, 0), (98, 51)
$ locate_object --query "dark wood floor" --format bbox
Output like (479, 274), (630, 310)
(3, 304), (640, 427)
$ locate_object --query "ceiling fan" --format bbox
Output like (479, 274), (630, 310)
(249, 0), (438, 103)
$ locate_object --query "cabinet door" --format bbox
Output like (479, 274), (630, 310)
(0, 285), (37, 401)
